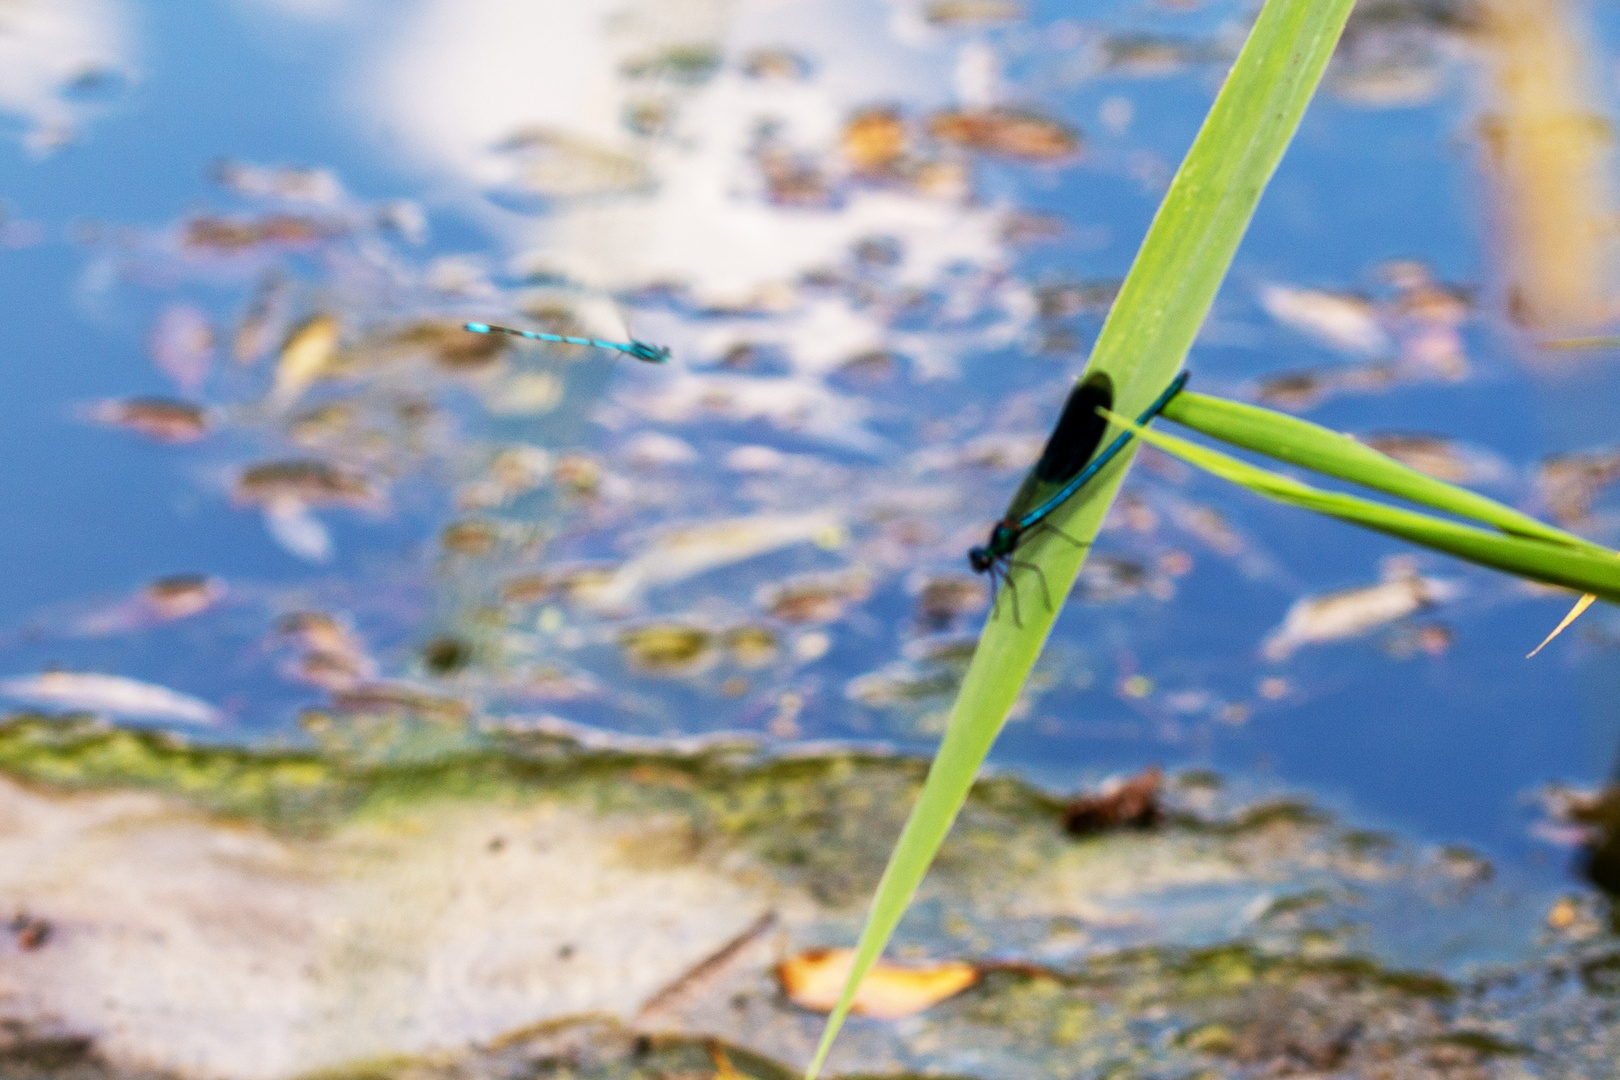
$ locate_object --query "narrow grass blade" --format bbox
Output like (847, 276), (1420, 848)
(1102, 409), (1620, 604)
(1160, 391), (1615, 657)
(1162, 391), (1596, 549)
(801, 1), (1359, 1077)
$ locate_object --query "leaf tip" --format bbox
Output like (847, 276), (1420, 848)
(803, 996), (856, 1080)
(1527, 593), (1596, 658)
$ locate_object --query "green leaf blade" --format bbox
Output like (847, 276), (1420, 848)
(1162, 391), (1593, 549)
(1106, 410), (1620, 604)
(802, 1), (1359, 1076)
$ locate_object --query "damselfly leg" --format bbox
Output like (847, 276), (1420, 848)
(1007, 559), (1052, 611)
(1027, 521), (1088, 550)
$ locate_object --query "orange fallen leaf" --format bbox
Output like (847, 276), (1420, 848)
(776, 948), (978, 1019)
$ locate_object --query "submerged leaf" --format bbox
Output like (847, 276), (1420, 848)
(1263, 562), (1457, 661)
(1258, 283), (1388, 355)
(271, 314), (340, 408)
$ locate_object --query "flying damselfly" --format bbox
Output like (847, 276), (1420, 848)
(463, 321), (671, 363)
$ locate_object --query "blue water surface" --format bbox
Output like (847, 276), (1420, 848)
(0, 0), (1616, 965)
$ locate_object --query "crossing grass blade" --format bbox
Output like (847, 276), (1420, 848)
(1156, 393), (1617, 654)
(1161, 391), (1603, 549)
(1101, 408), (1620, 605)
(800, 1), (1359, 1077)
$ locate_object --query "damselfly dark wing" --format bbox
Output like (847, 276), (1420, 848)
(1014, 371), (1190, 531)
(968, 370), (1189, 625)
(1000, 372), (1114, 524)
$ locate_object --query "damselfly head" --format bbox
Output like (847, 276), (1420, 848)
(601, 296), (670, 362)
(969, 521), (1020, 573)
(626, 340), (672, 364)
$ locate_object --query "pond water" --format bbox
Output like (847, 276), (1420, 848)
(2, 0), (1619, 968)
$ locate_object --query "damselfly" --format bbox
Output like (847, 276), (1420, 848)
(463, 322), (671, 363)
(970, 371), (1189, 625)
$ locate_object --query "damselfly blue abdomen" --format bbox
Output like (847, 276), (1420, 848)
(464, 322), (671, 363)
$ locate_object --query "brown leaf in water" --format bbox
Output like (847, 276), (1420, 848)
(87, 397), (209, 442)
(183, 213), (343, 252)
(143, 575), (223, 620)
(929, 108), (1080, 160)
(1063, 766), (1164, 836)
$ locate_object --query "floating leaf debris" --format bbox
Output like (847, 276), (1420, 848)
(0, 672), (220, 725)
(88, 397), (209, 442)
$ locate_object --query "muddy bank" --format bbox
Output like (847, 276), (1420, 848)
(0, 715), (1614, 1080)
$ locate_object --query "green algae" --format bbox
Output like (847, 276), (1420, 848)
(1428, 1031), (1531, 1057)
(1219, 798), (1332, 832)
(0, 714), (1050, 904)
(1255, 889), (1335, 920)
(277, 950), (1492, 1080)
(843, 942), (1472, 1080)
(1021, 942), (1457, 1003)
(618, 624), (715, 674)
(0, 1031), (173, 1080)
(0, 715), (347, 829)
(0, 713), (1398, 915)
(621, 44), (723, 85)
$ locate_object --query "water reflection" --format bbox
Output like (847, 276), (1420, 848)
(1476, 0), (1618, 335)
(0, 0), (1616, 937)
(0, 0), (132, 155)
